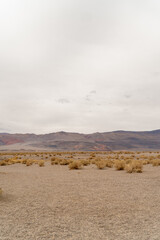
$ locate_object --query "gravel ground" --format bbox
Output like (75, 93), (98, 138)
(0, 163), (160, 240)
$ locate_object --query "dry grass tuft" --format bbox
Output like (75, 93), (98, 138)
(95, 160), (106, 169)
(26, 160), (33, 166)
(80, 159), (90, 166)
(105, 159), (114, 168)
(125, 164), (133, 173)
(22, 159), (27, 164)
(69, 161), (82, 170)
(38, 160), (45, 167)
(0, 161), (7, 166)
(151, 159), (160, 166)
(59, 159), (71, 165)
(51, 157), (61, 165)
(125, 160), (143, 173)
(114, 160), (125, 170)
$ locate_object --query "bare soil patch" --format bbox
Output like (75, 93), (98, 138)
(0, 161), (160, 240)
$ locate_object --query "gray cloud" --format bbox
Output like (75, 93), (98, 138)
(0, 0), (160, 133)
(57, 98), (70, 104)
(85, 90), (97, 102)
(124, 94), (131, 99)
(90, 90), (96, 94)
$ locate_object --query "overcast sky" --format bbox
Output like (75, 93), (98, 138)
(0, 0), (160, 134)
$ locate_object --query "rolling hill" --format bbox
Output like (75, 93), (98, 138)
(0, 129), (160, 151)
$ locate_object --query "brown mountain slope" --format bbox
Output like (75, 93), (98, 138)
(0, 130), (160, 151)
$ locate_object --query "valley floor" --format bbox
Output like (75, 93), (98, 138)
(0, 163), (160, 240)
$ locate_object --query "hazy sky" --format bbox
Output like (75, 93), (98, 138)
(0, 0), (160, 134)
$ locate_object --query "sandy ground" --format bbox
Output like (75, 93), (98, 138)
(0, 163), (160, 240)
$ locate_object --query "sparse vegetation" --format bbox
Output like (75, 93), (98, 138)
(0, 151), (159, 174)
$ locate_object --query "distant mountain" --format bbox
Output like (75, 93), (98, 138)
(0, 130), (160, 151)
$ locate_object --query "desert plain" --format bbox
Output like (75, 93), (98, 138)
(0, 151), (160, 240)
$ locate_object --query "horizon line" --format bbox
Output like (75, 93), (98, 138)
(0, 129), (160, 135)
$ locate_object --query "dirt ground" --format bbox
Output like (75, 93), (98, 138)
(0, 163), (160, 240)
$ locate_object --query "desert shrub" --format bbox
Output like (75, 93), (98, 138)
(148, 156), (154, 161)
(26, 160), (33, 166)
(14, 159), (22, 163)
(125, 164), (133, 173)
(105, 159), (114, 168)
(142, 159), (150, 165)
(151, 159), (160, 166)
(39, 160), (45, 167)
(95, 160), (106, 169)
(125, 160), (143, 173)
(9, 159), (18, 164)
(90, 153), (96, 158)
(91, 159), (96, 164)
(94, 157), (102, 162)
(69, 161), (82, 170)
(51, 160), (58, 165)
(114, 160), (125, 170)
(125, 159), (132, 164)
(57, 153), (62, 156)
(51, 157), (61, 165)
(0, 161), (7, 166)
(80, 159), (90, 166)
(0, 159), (15, 165)
(59, 159), (71, 165)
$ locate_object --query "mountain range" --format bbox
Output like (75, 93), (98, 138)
(0, 129), (160, 151)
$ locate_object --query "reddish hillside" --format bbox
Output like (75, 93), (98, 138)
(0, 134), (24, 145)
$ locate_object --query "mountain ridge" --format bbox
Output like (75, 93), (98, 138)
(0, 129), (160, 151)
